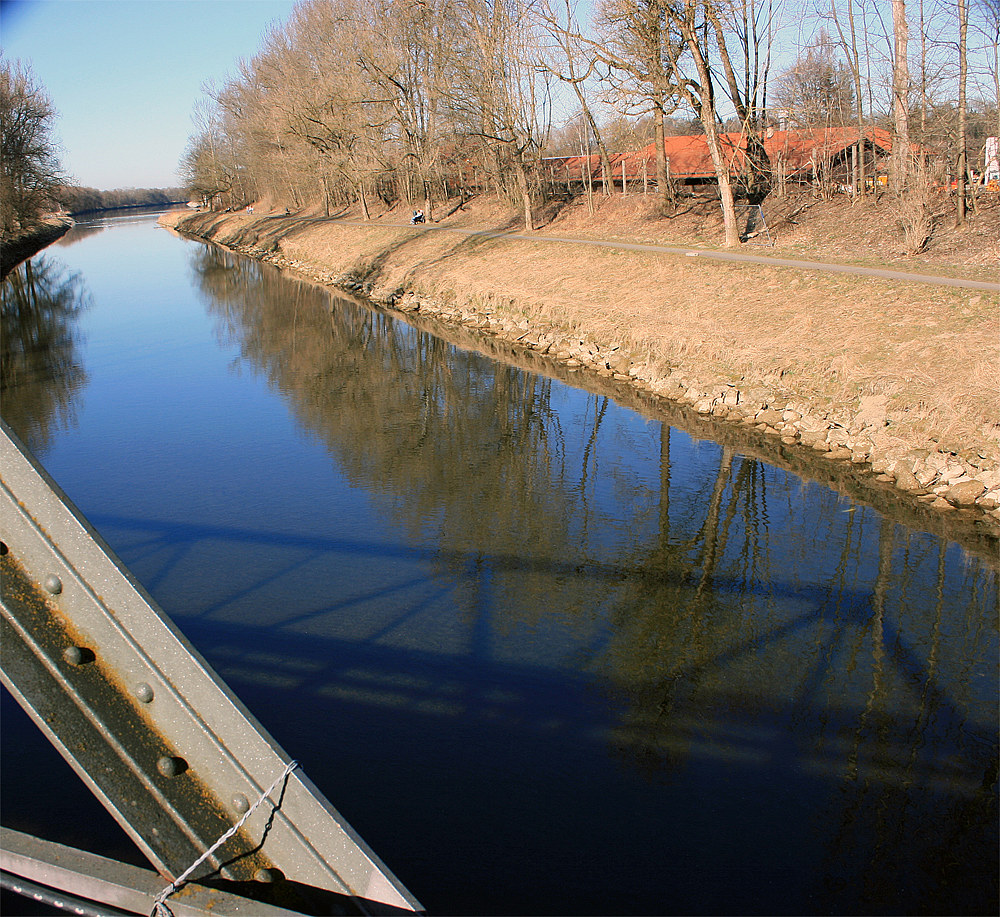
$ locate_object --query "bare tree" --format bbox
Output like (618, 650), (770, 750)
(537, 0), (616, 193)
(701, 0), (777, 204)
(774, 31), (855, 128)
(667, 1), (742, 243)
(663, 0), (777, 245)
(825, 0), (875, 197)
(350, 0), (460, 218)
(181, 131), (235, 209)
(452, 0), (549, 230)
(183, 0), (995, 237)
(0, 58), (63, 235)
(595, 0), (684, 205)
(272, 4), (379, 215)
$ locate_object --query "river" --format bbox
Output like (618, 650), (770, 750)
(2, 211), (997, 915)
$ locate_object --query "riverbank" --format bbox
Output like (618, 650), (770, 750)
(1, 214), (74, 279)
(159, 194), (1000, 541)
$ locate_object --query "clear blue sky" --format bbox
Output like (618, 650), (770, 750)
(1, 0), (296, 190)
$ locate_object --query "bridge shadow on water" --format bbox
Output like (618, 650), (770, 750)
(103, 512), (1000, 912)
(3, 508), (997, 915)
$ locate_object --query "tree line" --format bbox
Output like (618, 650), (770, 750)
(54, 185), (188, 215)
(183, 0), (996, 246)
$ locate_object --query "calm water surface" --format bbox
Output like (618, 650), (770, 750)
(2, 212), (997, 915)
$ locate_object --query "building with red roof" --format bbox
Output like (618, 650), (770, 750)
(543, 126), (903, 193)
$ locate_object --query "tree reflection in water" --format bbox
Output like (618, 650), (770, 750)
(1, 255), (90, 453)
(190, 244), (997, 914)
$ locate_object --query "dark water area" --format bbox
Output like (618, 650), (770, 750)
(2, 212), (997, 916)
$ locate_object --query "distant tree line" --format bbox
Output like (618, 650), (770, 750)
(54, 185), (188, 215)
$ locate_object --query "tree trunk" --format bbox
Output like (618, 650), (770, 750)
(682, 25), (740, 245)
(890, 0), (911, 192)
(705, 126), (741, 247)
(849, 0), (865, 196)
(654, 108), (670, 205)
(514, 155), (533, 231)
(359, 181), (370, 221)
(957, 0), (968, 223)
(919, 0), (928, 146)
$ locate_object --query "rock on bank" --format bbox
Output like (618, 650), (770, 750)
(160, 207), (1000, 541)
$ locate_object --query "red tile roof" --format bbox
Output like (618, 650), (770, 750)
(544, 127), (899, 182)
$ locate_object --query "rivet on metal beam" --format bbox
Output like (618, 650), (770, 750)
(43, 574), (63, 594)
(254, 868), (283, 884)
(157, 756), (188, 778)
(134, 682), (155, 703)
(63, 646), (94, 665)
(232, 794), (250, 814)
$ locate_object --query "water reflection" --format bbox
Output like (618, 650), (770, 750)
(0, 255), (90, 453)
(193, 244), (630, 633)
(51, 219), (108, 246)
(185, 244), (998, 912)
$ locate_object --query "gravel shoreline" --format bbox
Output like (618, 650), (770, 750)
(160, 208), (1000, 552)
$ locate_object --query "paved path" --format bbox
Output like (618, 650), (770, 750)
(336, 219), (1000, 293)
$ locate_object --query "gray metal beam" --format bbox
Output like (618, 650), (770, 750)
(1, 827), (302, 916)
(0, 421), (422, 915)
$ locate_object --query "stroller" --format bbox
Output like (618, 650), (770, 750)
(410, 209), (425, 224)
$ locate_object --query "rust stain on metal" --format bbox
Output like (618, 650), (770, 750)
(1, 550), (276, 882)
